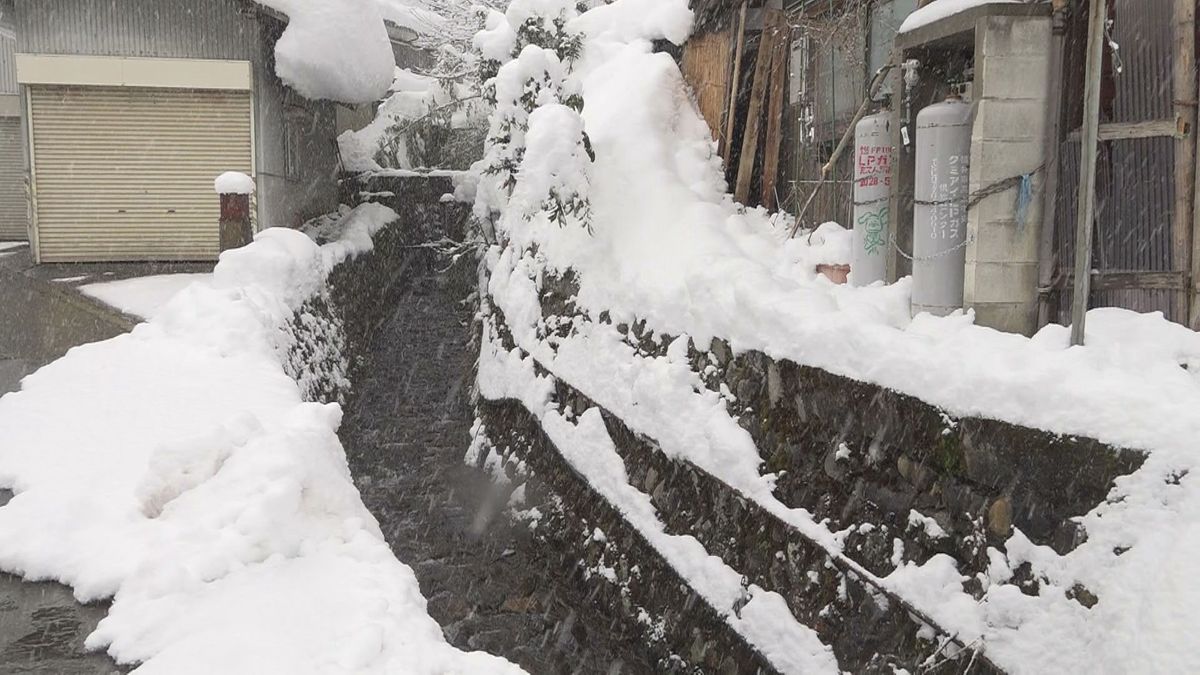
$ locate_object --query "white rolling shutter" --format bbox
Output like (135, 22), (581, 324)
(0, 117), (25, 241)
(29, 86), (252, 262)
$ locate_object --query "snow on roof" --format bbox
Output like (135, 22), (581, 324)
(373, 0), (448, 37)
(255, 0), (397, 104)
(898, 0), (1021, 34)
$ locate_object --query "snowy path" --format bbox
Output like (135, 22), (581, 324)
(0, 248), (129, 674)
(339, 245), (657, 672)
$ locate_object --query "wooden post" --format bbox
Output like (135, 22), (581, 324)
(722, 1), (749, 161)
(761, 18), (790, 210)
(1174, 0), (1196, 325)
(1036, 3), (1069, 329)
(735, 11), (781, 205)
(1069, 0), (1108, 346)
(219, 193), (253, 251)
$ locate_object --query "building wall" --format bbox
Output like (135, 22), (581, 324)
(0, 0), (25, 240)
(14, 0), (255, 60)
(13, 0), (339, 234)
(254, 14), (339, 230)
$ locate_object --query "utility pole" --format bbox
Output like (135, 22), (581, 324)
(1069, 0), (1107, 346)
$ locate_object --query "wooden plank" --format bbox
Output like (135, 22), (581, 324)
(1173, 0), (1196, 324)
(1056, 270), (1187, 292)
(1066, 119), (1185, 142)
(1070, 0), (1107, 346)
(760, 18), (789, 210)
(734, 10), (781, 205)
(721, 1), (748, 160)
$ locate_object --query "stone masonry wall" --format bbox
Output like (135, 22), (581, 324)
(475, 269), (1147, 673)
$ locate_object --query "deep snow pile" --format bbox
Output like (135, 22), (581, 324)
(0, 204), (522, 674)
(256, 0), (395, 104)
(473, 0), (1200, 672)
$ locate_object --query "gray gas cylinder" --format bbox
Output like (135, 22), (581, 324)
(911, 97), (972, 317)
(851, 110), (892, 286)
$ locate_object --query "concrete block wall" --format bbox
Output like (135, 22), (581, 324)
(964, 15), (1052, 335)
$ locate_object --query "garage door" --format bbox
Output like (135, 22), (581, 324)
(29, 86), (252, 262)
(0, 117), (25, 241)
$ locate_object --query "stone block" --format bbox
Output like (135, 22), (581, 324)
(966, 217), (1040, 264)
(970, 301), (1039, 336)
(971, 98), (1047, 142)
(979, 16), (1052, 58)
(970, 138), (1045, 186)
(963, 260), (1039, 305)
(976, 55), (1050, 101)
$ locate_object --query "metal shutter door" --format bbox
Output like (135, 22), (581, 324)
(29, 86), (252, 262)
(0, 118), (25, 241)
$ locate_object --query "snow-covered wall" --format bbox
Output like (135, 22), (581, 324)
(474, 270), (1145, 673)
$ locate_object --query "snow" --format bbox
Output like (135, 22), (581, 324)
(80, 274), (213, 320)
(0, 205), (522, 674)
(338, 69), (483, 172)
(476, 329), (839, 674)
(214, 171), (256, 195)
(373, 0), (448, 37)
(0, 241), (25, 251)
(473, 0), (1200, 671)
(568, 0), (693, 46)
(897, 0), (1021, 34)
(255, 0), (395, 104)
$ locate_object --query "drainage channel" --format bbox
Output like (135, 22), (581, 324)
(339, 263), (657, 674)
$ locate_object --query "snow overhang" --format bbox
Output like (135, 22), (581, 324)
(896, 1), (1050, 51)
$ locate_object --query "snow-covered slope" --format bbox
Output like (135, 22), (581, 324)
(474, 0), (1200, 671)
(0, 205), (523, 674)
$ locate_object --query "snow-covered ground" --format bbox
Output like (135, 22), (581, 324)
(80, 274), (213, 321)
(0, 205), (522, 674)
(0, 242), (27, 256)
(474, 0), (1200, 672)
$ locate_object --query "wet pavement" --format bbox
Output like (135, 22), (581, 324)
(339, 263), (657, 673)
(0, 244), (132, 673)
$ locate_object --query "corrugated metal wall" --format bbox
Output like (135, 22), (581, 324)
(0, 24), (15, 95)
(1052, 0), (1179, 322)
(0, 117), (24, 240)
(1, 0), (15, 95)
(14, 0), (255, 60)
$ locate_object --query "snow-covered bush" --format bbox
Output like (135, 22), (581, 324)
(473, 0), (594, 236)
(338, 67), (490, 172)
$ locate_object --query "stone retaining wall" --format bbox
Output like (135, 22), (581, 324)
(475, 270), (1147, 672)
